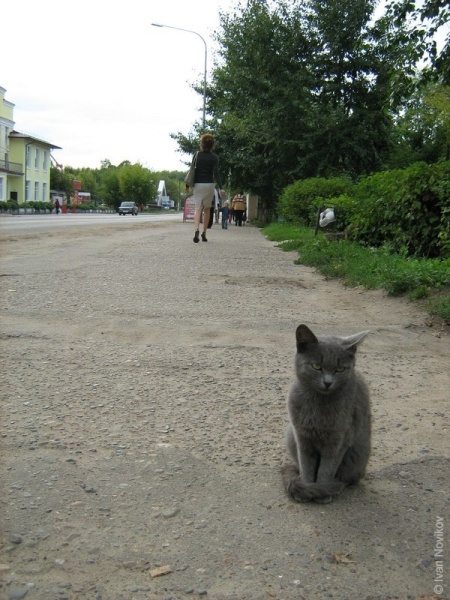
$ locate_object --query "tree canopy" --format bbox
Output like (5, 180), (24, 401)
(173, 0), (450, 218)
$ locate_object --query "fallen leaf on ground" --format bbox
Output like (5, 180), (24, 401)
(332, 552), (356, 564)
(149, 564), (172, 578)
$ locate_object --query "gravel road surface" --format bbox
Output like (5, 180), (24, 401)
(1, 218), (449, 600)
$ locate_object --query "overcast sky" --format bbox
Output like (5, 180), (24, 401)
(2, 0), (239, 172)
(3, 1), (448, 174)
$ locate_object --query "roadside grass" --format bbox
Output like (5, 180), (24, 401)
(262, 223), (450, 323)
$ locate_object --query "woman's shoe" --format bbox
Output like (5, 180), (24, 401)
(193, 230), (200, 243)
(201, 232), (208, 242)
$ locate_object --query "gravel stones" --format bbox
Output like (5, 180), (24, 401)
(1, 219), (449, 599)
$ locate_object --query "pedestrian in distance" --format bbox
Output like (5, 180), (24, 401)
(54, 198), (61, 214)
(213, 187), (220, 224)
(185, 133), (225, 243)
(208, 187), (220, 229)
(221, 202), (230, 229)
(232, 192), (246, 227)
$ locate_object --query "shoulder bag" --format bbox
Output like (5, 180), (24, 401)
(185, 152), (199, 188)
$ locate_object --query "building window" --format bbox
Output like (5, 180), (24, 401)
(34, 181), (39, 201)
(25, 180), (30, 202)
(35, 148), (40, 169)
(26, 146), (31, 169)
(42, 182), (47, 202)
(43, 151), (48, 171)
(0, 177), (4, 201)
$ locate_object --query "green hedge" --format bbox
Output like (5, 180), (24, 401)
(0, 199), (19, 210)
(277, 177), (353, 226)
(74, 202), (96, 211)
(350, 161), (450, 259)
(277, 161), (450, 259)
(19, 201), (54, 211)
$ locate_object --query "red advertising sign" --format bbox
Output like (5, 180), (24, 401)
(183, 196), (196, 222)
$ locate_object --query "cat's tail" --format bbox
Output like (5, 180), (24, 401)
(281, 464), (346, 502)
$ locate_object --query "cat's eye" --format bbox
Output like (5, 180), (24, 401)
(311, 363), (322, 371)
(335, 367), (346, 373)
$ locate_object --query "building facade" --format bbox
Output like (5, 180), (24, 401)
(0, 86), (61, 204)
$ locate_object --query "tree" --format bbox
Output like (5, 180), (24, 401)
(388, 83), (450, 167)
(298, 0), (395, 176)
(385, 0), (450, 84)
(118, 163), (157, 207)
(199, 0), (400, 216)
(99, 166), (121, 209)
(206, 0), (315, 218)
(50, 165), (74, 202)
(76, 169), (98, 203)
(173, 0), (445, 219)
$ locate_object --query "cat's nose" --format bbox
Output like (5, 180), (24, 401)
(324, 380), (332, 389)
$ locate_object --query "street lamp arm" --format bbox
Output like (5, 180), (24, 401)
(151, 23), (207, 130)
(151, 23), (207, 48)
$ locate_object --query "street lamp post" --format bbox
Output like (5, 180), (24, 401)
(151, 23), (207, 131)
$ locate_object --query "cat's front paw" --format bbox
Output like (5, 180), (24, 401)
(314, 496), (333, 504)
(293, 494), (312, 503)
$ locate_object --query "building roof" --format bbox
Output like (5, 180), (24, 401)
(10, 130), (62, 150)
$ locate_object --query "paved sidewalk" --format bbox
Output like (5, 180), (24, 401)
(1, 220), (449, 600)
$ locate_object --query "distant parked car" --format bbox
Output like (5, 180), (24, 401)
(118, 201), (138, 216)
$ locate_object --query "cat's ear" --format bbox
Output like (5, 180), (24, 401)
(343, 330), (370, 355)
(296, 324), (318, 351)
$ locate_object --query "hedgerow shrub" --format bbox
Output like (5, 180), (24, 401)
(24, 201), (54, 210)
(0, 199), (19, 210)
(349, 161), (450, 258)
(277, 177), (353, 226)
(76, 202), (97, 211)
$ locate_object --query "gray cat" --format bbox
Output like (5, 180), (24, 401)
(282, 324), (371, 504)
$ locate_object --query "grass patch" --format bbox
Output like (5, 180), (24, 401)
(429, 293), (450, 323)
(262, 223), (450, 322)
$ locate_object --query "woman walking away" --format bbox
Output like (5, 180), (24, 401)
(185, 134), (225, 243)
(232, 192), (246, 226)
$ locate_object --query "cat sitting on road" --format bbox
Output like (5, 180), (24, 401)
(282, 324), (371, 504)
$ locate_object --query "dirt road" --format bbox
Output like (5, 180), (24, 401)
(1, 218), (449, 600)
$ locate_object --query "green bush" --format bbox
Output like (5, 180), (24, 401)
(349, 161), (450, 258)
(277, 177), (353, 226)
(429, 294), (450, 323)
(320, 194), (357, 231)
(0, 199), (19, 210)
(277, 161), (450, 259)
(76, 203), (97, 211)
(21, 201), (54, 211)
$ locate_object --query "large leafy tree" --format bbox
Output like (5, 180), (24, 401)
(76, 168), (98, 202)
(118, 163), (157, 207)
(385, 0), (450, 84)
(174, 0), (409, 217)
(388, 82), (450, 167)
(50, 165), (75, 201)
(174, 0), (447, 219)
(99, 165), (121, 209)
(173, 1), (311, 215)
(208, 0), (315, 217)
(296, 0), (395, 177)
